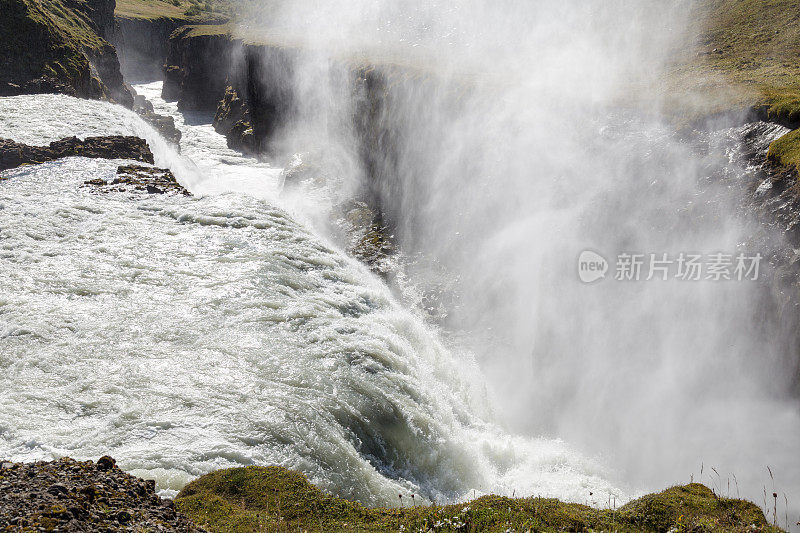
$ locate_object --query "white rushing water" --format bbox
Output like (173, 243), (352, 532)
(0, 92), (622, 505)
(230, 0), (800, 526)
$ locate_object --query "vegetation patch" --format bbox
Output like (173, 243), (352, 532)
(0, 0), (91, 88)
(176, 466), (782, 532)
(767, 128), (800, 172)
(115, 0), (233, 21)
(675, 0), (800, 173)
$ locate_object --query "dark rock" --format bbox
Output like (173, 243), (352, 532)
(213, 85), (248, 135)
(95, 456), (116, 471)
(0, 77), (77, 98)
(83, 165), (191, 196)
(133, 94), (155, 115)
(228, 119), (257, 153)
(0, 458), (206, 531)
(164, 27), (293, 154)
(0, 136), (154, 172)
(79, 485), (97, 502)
(162, 26), (236, 110)
(143, 114), (182, 146)
(340, 200), (397, 278)
(130, 90), (182, 146)
(47, 484), (69, 496)
(112, 16), (228, 81)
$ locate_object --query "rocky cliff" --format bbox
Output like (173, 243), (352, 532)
(160, 26), (416, 172)
(0, 0), (132, 107)
(162, 25), (241, 110)
(113, 15), (227, 81)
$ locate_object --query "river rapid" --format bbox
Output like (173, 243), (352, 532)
(0, 88), (620, 506)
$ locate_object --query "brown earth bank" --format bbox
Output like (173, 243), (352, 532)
(0, 136), (154, 171)
(0, 459), (786, 532)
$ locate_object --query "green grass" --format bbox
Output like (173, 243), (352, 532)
(115, 0), (232, 21)
(768, 128), (800, 172)
(179, 23), (231, 37)
(175, 466), (783, 532)
(0, 0), (97, 86)
(688, 0), (800, 92)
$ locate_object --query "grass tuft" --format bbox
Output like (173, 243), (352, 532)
(175, 466), (784, 532)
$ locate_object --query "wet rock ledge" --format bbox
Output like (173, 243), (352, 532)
(0, 457), (205, 532)
(84, 164), (190, 195)
(0, 136), (154, 172)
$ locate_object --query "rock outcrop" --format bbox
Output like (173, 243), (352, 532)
(212, 84), (256, 153)
(162, 26), (296, 155)
(84, 164), (190, 195)
(129, 86), (182, 146)
(0, 457), (205, 531)
(162, 25), (238, 109)
(111, 0), (228, 80)
(114, 16), (198, 81)
(0, 0), (132, 107)
(0, 136), (154, 171)
(159, 26), (427, 195)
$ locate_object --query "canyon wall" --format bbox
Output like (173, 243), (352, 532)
(0, 0), (132, 107)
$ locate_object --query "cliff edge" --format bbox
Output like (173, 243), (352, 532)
(0, 0), (132, 107)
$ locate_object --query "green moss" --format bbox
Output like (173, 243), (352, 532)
(768, 128), (800, 172)
(0, 0), (108, 89)
(175, 466), (783, 532)
(761, 89), (800, 126)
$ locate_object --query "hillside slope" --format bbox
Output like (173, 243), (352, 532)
(679, 0), (800, 170)
(0, 0), (132, 106)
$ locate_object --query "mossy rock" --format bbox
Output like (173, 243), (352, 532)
(0, 0), (90, 88)
(175, 466), (782, 532)
(768, 128), (800, 174)
(761, 89), (800, 129)
(0, 0), (131, 103)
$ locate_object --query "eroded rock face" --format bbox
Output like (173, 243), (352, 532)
(162, 26), (236, 110)
(0, 0), (132, 107)
(130, 87), (182, 147)
(162, 28), (295, 155)
(0, 77), (79, 98)
(0, 136), (154, 171)
(84, 164), (190, 195)
(0, 457), (206, 532)
(339, 200), (397, 277)
(213, 85), (257, 153)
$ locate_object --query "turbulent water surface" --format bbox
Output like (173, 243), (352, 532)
(0, 92), (619, 504)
